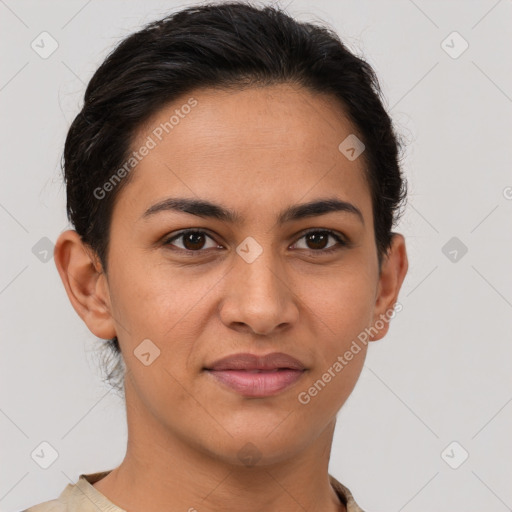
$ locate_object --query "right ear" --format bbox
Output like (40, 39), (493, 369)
(53, 230), (117, 340)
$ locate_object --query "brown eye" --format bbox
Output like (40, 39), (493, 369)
(163, 230), (219, 252)
(291, 229), (347, 253)
(182, 232), (207, 250)
(304, 231), (329, 250)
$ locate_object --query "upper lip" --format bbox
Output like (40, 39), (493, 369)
(205, 352), (306, 371)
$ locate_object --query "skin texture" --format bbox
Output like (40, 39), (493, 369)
(54, 83), (408, 511)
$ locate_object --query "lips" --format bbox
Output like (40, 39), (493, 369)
(204, 352), (306, 397)
(204, 352), (306, 372)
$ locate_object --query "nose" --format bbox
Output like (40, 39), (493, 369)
(218, 248), (299, 336)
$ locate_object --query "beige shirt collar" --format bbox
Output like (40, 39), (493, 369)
(25, 470), (366, 512)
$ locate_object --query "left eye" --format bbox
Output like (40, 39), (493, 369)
(291, 230), (346, 252)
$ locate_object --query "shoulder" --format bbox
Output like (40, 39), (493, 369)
(21, 497), (67, 512)
(21, 470), (117, 512)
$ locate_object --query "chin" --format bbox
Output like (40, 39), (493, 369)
(200, 423), (311, 466)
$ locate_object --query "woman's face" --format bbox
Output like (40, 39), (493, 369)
(78, 84), (406, 465)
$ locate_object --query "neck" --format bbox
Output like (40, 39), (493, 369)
(93, 378), (345, 512)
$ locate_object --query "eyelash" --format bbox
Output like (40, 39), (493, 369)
(162, 228), (349, 255)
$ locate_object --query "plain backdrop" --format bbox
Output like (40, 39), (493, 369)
(1, 1), (511, 511)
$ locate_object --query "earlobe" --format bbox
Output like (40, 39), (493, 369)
(54, 230), (117, 340)
(369, 233), (409, 342)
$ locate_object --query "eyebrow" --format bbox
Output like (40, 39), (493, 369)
(140, 196), (364, 226)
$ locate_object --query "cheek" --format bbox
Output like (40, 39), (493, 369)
(297, 268), (375, 397)
(292, 279), (373, 421)
(306, 267), (376, 341)
(111, 266), (211, 416)
(108, 255), (187, 325)
(107, 259), (220, 366)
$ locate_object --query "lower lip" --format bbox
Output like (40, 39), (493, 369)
(205, 369), (305, 397)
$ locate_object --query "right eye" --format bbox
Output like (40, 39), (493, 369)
(162, 229), (223, 253)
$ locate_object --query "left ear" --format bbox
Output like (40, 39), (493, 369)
(369, 233), (408, 341)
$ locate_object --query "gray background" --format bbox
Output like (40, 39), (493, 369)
(1, 0), (511, 510)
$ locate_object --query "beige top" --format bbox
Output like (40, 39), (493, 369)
(23, 470), (365, 511)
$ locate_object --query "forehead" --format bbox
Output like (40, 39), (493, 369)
(117, 84), (372, 224)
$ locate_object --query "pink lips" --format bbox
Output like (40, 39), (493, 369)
(204, 352), (306, 398)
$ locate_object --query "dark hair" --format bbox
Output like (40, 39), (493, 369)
(62, 1), (407, 395)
